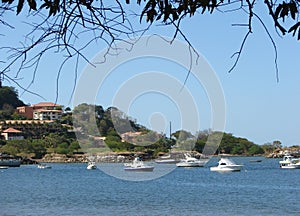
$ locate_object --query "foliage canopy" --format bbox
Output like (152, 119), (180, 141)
(0, 0), (299, 89)
(3, 0), (300, 39)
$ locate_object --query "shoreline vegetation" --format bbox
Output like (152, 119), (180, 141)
(1, 86), (299, 165)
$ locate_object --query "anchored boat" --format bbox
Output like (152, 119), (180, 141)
(87, 162), (97, 170)
(176, 153), (206, 167)
(279, 154), (300, 169)
(210, 158), (243, 172)
(124, 157), (154, 172)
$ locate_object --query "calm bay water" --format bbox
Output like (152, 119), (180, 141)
(1, 157), (300, 216)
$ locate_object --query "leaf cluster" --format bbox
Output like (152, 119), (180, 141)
(274, 0), (300, 39)
(132, 0), (300, 40)
(129, 0), (220, 23)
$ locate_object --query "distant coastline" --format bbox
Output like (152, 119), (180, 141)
(25, 151), (277, 164)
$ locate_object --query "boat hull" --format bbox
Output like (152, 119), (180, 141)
(124, 166), (154, 172)
(87, 162), (97, 170)
(249, 160), (262, 163)
(155, 159), (179, 164)
(0, 159), (21, 167)
(210, 165), (242, 172)
(37, 164), (52, 169)
(0, 166), (8, 169)
(87, 165), (97, 170)
(280, 164), (300, 169)
(176, 162), (205, 167)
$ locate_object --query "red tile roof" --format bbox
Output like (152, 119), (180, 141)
(34, 109), (62, 113)
(32, 102), (61, 107)
(2, 127), (22, 133)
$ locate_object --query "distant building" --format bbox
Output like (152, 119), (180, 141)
(16, 106), (34, 119)
(16, 102), (63, 120)
(1, 127), (24, 140)
(33, 109), (63, 121)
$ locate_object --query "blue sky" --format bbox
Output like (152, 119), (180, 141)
(1, 2), (300, 146)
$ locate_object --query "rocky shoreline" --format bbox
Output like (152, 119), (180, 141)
(23, 152), (270, 164)
(33, 153), (136, 164)
(24, 151), (200, 164)
(20, 148), (300, 164)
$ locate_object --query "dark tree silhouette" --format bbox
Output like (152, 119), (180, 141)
(0, 86), (24, 109)
(0, 0), (299, 90)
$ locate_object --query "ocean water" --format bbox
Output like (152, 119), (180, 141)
(1, 157), (300, 216)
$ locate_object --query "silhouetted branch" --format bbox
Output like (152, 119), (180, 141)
(229, 31), (251, 73)
(0, 0), (299, 96)
(253, 12), (279, 82)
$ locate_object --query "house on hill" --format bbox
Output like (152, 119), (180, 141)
(16, 102), (63, 120)
(1, 127), (24, 140)
(16, 106), (34, 119)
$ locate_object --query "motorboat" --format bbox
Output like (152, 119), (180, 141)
(37, 163), (52, 169)
(155, 154), (179, 164)
(249, 159), (262, 163)
(176, 153), (206, 167)
(87, 162), (97, 170)
(124, 157), (154, 172)
(155, 158), (179, 164)
(279, 154), (300, 169)
(210, 158), (243, 172)
(0, 155), (21, 167)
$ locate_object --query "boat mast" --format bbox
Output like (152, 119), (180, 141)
(169, 121), (172, 139)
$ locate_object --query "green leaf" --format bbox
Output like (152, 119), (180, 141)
(289, 1), (298, 20)
(27, 0), (37, 10)
(146, 8), (157, 23)
(163, 4), (171, 22)
(156, 13), (162, 21)
(274, 4), (282, 19)
(288, 22), (300, 36)
(17, 0), (25, 15)
(2, 0), (14, 4)
(140, 0), (155, 22)
(280, 2), (289, 21)
(172, 10), (178, 21)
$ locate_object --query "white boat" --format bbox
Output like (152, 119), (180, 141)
(87, 162), (97, 170)
(0, 166), (8, 169)
(176, 153), (206, 167)
(37, 164), (52, 169)
(210, 158), (243, 172)
(124, 157), (154, 172)
(155, 154), (179, 164)
(279, 154), (300, 169)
